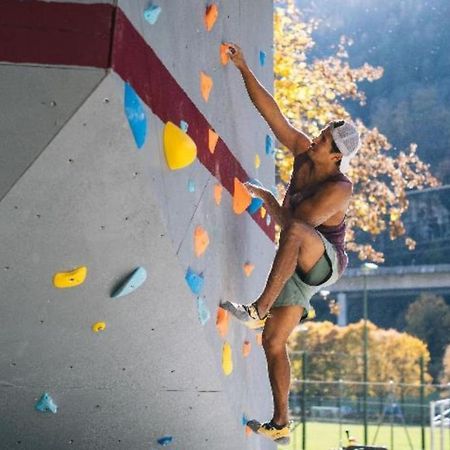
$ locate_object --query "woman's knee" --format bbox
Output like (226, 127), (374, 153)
(262, 333), (288, 354)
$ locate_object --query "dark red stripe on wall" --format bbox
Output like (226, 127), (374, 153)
(0, 0), (114, 68)
(1, 1), (275, 241)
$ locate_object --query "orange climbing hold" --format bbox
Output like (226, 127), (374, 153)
(243, 262), (255, 277)
(245, 425), (253, 436)
(204, 3), (218, 31)
(233, 178), (252, 214)
(260, 206), (267, 219)
(255, 332), (263, 346)
(242, 340), (252, 357)
(208, 129), (219, 154)
(216, 307), (229, 337)
(53, 266), (87, 288)
(222, 342), (233, 375)
(194, 225), (210, 257)
(163, 121), (197, 170)
(200, 71), (213, 102)
(220, 43), (230, 65)
(214, 183), (223, 205)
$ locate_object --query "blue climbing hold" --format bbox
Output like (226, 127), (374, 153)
(180, 120), (189, 132)
(144, 5), (162, 25)
(35, 393), (57, 414)
(185, 268), (204, 295)
(188, 179), (196, 193)
(242, 413), (249, 426)
(259, 50), (267, 66)
(266, 214), (271, 226)
(111, 267), (147, 298)
(196, 297), (211, 325)
(124, 83), (147, 149)
(157, 435), (173, 446)
(247, 197), (263, 214)
(265, 134), (275, 156)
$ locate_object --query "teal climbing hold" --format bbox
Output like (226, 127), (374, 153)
(265, 134), (274, 156)
(144, 5), (162, 25)
(111, 267), (147, 298)
(196, 298), (210, 325)
(157, 435), (173, 446)
(259, 50), (267, 66)
(35, 393), (57, 414)
(242, 413), (249, 426)
(124, 83), (147, 149)
(185, 268), (204, 295)
(180, 120), (189, 132)
(188, 179), (196, 192)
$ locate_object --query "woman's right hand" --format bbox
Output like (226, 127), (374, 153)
(223, 42), (247, 70)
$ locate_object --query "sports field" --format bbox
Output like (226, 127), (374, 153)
(277, 421), (449, 450)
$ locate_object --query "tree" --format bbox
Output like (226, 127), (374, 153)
(273, 0), (439, 262)
(441, 345), (450, 387)
(405, 294), (450, 380)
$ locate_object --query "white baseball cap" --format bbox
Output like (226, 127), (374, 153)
(330, 120), (361, 173)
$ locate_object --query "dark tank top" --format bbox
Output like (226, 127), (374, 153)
(285, 153), (352, 275)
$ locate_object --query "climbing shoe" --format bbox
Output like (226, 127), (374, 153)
(246, 419), (290, 444)
(220, 300), (269, 329)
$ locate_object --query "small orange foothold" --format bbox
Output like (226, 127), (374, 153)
(220, 43), (230, 65)
(214, 183), (223, 205)
(260, 206), (267, 219)
(200, 71), (213, 102)
(216, 307), (229, 337)
(208, 129), (219, 154)
(194, 226), (210, 257)
(242, 340), (252, 357)
(245, 425), (253, 436)
(255, 332), (263, 346)
(233, 178), (252, 214)
(243, 263), (255, 277)
(204, 3), (219, 31)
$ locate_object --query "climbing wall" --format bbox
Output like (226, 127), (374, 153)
(0, 1), (277, 449)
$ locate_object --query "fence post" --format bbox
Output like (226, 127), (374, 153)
(302, 351), (307, 450)
(420, 356), (425, 450)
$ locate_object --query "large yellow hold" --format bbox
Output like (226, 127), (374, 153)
(222, 342), (233, 376)
(53, 266), (87, 288)
(163, 121), (197, 170)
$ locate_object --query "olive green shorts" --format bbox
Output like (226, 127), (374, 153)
(272, 230), (340, 314)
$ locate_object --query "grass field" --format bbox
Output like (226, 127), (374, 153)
(277, 421), (449, 450)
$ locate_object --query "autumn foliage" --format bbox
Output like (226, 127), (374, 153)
(274, 0), (439, 262)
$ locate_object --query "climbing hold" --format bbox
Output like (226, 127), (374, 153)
(259, 50), (267, 66)
(204, 3), (218, 31)
(247, 197), (263, 215)
(242, 413), (249, 426)
(213, 183), (223, 205)
(35, 393), (57, 414)
(260, 206), (267, 219)
(187, 179), (196, 193)
(200, 71), (213, 102)
(266, 214), (271, 226)
(208, 129), (219, 154)
(196, 298), (211, 325)
(216, 307), (229, 337)
(220, 43), (230, 65)
(265, 134), (274, 156)
(243, 263), (255, 277)
(124, 83), (147, 149)
(53, 266), (87, 288)
(254, 153), (261, 169)
(222, 342), (233, 375)
(233, 178), (252, 214)
(143, 4), (161, 25)
(185, 267), (204, 295)
(111, 267), (147, 298)
(180, 120), (189, 132)
(242, 340), (252, 357)
(157, 435), (173, 446)
(163, 121), (197, 170)
(255, 333), (263, 346)
(92, 322), (106, 333)
(194, 226), (210, 257)
(245, 425), (253, 436)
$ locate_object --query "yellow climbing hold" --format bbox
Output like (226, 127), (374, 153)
(233, 178), (252, 215)
(260, 206), (267, 219)
(163, 121), (197, 170)
(92, 322), (106, 333)
(194, 225), (210, 257)
(204, 3), (219, 31)
(208, 129), (219, 154)
(53, 266), (87, 288)
(222, 342), (233, 375)
(243, 262), (255, 277)
(242, 340), (251, 358)
(200, 71), (213, 102)
(214, 183), (223, 205)
(254, 153), (261, 169)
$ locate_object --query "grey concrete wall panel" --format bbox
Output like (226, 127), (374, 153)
(0, 73), (276, 449)
(0, 65), (106, 201)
